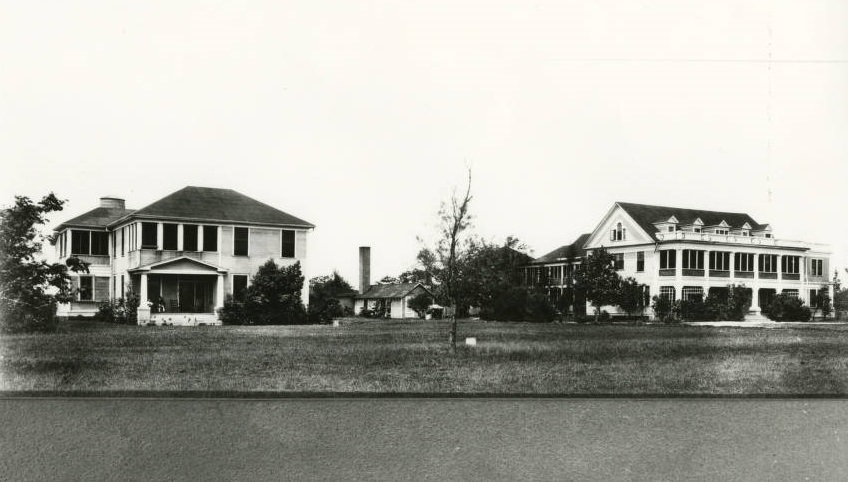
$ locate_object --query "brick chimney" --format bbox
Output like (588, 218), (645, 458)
(359, 246), (371, 294)
(99, 197), (125, 210)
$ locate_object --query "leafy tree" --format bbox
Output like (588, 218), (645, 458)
(573, 247), (621, 322)
(407, 291), (432, 318)
(308, 271), (355, 323)
(219, 260), (307, 325)
(835, 270), (848, 320)
(617, 277), (646, 318)
(377, 275), (399, 285)
(0, 193), (89, 333)
(814, 285), (833, 319)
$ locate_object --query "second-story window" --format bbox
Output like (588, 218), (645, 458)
(281, 230), (295, 258)
(660, 250), (676, 269)
(782, 256), (800, 274)
(141, 223), (157, 249)
(183, 224), (198, 251)
(682, 250), (704, 270)
(203, 225), (218, 252)
(613, 253), (624, 270)
(636, 251), (644, 272)
(811, 259), (823, 277)
(709, 251), (730, 271)
(735, 253), (754, 272)
(163, 223), (178, 250)
(758, 254), (778, 273)
(234, 227), (249, 256)
(70, 230), (108, 256)
(71, 230), (90, 255)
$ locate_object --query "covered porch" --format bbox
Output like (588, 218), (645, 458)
(132, 256), (227, 326)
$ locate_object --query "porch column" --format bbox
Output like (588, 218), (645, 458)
(197, 226), (204, 252)
(177, 224), (184, 251)
(216, 273), (225, 309)
(136, 222), (143, 250)
(751, 254), (761, 314)
(156, 223), (163, 250)
(137, 273), (151, 324)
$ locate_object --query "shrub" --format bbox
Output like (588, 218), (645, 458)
(524, 292), (556, 323)
(651, 296), (674, 322)
(598, 310), (611, 322)
(762, 294), (812, 322)
(218, 294), (248, 325)
(96, 288), (140, 324)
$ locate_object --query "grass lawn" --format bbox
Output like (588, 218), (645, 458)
(3, 318), (848, 394)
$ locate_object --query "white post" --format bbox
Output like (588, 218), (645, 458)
(197, 225), (204, 252)
(136, 222), (143, 250)
(216, 274), (225, 310)
(156, 223), (163, 250)
(177, 224), (184, 251)
(137, 273), (151, 324)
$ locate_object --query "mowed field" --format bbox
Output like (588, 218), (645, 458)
(3, 318), (848, 394)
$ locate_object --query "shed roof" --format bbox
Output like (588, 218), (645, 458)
(56, 207), (136, 230)
(531, 233), (591, 264)
(355, 283), (431, 299)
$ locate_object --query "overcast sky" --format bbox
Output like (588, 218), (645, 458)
(2, 1), (846, 288)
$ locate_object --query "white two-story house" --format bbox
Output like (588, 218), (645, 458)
(54, 186), (314, 325)
(527, 202), (833, 320)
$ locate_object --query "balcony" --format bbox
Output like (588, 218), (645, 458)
(758, 272), (778, 280)
(654, 231), (816, 250)
(709, 270), (730, 278)
(734, 271), (754, 278)
(782, 273), (800, 281)
(682, 269), (704, 277)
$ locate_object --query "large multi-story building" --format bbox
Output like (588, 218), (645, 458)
(526, 202), (833, 319)
(54, 186), (314, 325)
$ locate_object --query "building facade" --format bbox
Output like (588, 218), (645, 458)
(54, 186), (314, 325)
(526, 202), (833, 319)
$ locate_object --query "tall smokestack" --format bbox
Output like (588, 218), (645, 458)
(99, 197), (125, 209)
(359, 246), (371, 294)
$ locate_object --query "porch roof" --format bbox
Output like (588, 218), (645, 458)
(129, 256), (228, 275)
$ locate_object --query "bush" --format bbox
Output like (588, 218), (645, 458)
(218, 295), (248, 325)
(762, 294), (812, 322)
(96, 287), (140, 324)
(651, 296), (675, 322)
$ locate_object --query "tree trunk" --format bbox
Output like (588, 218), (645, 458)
(449, 302), (457, 351)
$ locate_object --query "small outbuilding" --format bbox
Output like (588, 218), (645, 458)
(354, 283), (432, 319)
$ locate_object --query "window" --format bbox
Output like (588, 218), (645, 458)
(91, 232), (108, 255)
(79, 276), (93, 301)
(765, 233), (772, 238)
(682, 286), (704, 302)
(234, 227), (249, 256)
(120, 227), (125, 256)
(682, 250), (704, 270)
(811, 259), (823, 277)
(660, 250), (676, 269)
(741, 231), (749, 236)
(782, 289), (799, 298)
(693, 227), (701, 233)
(782, 256), (800, 274)
(281, 229), (295, 258)
(613, 253), (624, 270)
(121, 275), (125, 298)
(610, 222), (626, 241)
(667, 226), (674, 232)
(715, 229), (729, 235)
(141, 222), (158, 249)
(636, 251), (644, 272)
(203, 225), (217, 251)
(71, 230), (90, 255)
(233, 275), (249, 301)
(183, 224), (198, 251)
(735, 253), (754, 272)
(163, 223), (178, 250)
(759, 254), (778, 273)
(709, 251), (730, 271)
(660, 286), (676, 301)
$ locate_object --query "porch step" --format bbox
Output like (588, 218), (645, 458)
(146, 313), (221, 326)
(743, 311), (770, 322)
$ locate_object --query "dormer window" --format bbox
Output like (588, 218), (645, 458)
(610, 222), (626, 241)
(667, 226), (674, 233)
(715, 229), (728, 235)
(694, 228), (701, 233)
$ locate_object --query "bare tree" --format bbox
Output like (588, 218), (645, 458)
(440, 169), (473, 350)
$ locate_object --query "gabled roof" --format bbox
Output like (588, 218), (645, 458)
(617, 202), (763, 240)
(355, 283), (431, 299)
(530, 233), (591, 264)
(56, 206), (136, 230)
(111, 186), (314, 228)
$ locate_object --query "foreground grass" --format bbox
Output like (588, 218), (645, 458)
(2, 319), (848, 394)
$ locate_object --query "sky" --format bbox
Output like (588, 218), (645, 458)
(1, 1), (846, 289)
